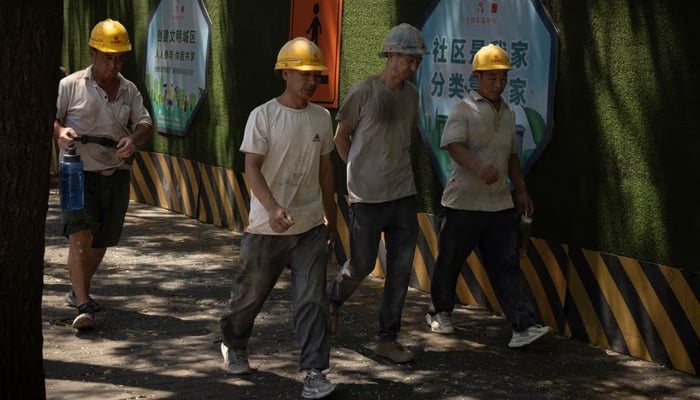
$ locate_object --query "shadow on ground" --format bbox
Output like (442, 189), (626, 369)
(43, 190), (700, 399)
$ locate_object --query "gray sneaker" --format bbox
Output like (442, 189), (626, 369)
(508, 325), (553, 348)
(220, 342), (252, 375)
(426, 312), (455, 334)
(72, 302), (96, 331)
(302, 369), (336, 399)
(65, 290), (102, 312)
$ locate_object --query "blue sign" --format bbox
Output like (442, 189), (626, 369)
(417, 0), (559, 183)
(145, 0), (211, 136)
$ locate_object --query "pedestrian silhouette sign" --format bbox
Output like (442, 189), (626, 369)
(290, 0), (342, 108)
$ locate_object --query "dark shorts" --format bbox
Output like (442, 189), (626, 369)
(62, 169), (131, 248)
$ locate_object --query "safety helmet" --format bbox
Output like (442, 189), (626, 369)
(88, 18), (132, 53)
(274, 37), (328, 71)
(379, 23), (428, 58)
(472, 44), (511, 72)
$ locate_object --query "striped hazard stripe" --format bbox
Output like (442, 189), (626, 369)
(129, 151), (699, 375)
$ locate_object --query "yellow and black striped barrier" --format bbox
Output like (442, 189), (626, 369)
(130, 151), (699, 376)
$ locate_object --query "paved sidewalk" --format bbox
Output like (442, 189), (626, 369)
(42, 189), (700, 399)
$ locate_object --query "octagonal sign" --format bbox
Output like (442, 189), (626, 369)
(417, 0), (558, 183)
(145, 0), (211, 136)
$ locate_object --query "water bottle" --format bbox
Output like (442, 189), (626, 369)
(60, 145), (84, 210)
(519, 213), (533, 257)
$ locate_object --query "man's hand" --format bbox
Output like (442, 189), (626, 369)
(475, 160), (500, 185)
(516, 190), (535, 217)
(56, 126), (78, 150)
(326, 221), (337, 253)
(116, 136), (137, 159)
(268, 207), (294, 233)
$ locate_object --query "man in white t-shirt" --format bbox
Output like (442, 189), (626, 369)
(327, 24), (427, 364)
(425, 44), (553, 349)
(219, 38), (337, 399)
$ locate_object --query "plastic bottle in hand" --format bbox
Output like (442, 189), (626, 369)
(60, 144), (84, 210)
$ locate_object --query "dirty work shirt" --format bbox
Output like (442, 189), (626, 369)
(241, 98), (334, 235)
(55, 65), (152, 171)
(337, 75), (418, 204)
(440, 90), (516, 212)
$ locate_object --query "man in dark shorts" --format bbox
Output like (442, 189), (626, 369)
(53, 18), (152, 331)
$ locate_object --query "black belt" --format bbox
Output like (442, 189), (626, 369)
(77, 135), (118, 148)
(75, 135), (134, 164)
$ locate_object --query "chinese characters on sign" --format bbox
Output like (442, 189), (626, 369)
(427, 36), (530, 106)
(417, 0), (558, 183)
(145, 0), (211, 136)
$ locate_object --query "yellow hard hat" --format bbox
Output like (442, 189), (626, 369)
(274, 37), (328, 71)
(89, 18), (132, 53)
(472, 44), (511, 72)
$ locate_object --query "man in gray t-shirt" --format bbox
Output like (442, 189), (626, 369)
(327, 23), (427, 364)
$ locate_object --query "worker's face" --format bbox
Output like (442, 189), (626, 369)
(91, 49), (126, 80)
(391, 53), (423, 80)
(283, 69), (322, 100)
(474, 70), (508, 102)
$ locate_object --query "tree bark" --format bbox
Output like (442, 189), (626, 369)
(0, 3), (63, 399)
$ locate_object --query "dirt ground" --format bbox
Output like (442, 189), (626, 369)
(42, 188), (700, 399)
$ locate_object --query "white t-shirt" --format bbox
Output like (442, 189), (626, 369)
(240, 98), (334, 235)
(336, 76), (418, 204)
(440, 90), (516, 211)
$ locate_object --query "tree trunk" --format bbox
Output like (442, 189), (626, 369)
(0, 3), (63, 399)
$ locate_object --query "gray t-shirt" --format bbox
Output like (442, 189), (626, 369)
(440, 90), (516, 211)
(337, 76), (418, 203)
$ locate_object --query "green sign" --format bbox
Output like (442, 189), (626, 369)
(418, 0), (559, 183)
(145, 0), (211, 136)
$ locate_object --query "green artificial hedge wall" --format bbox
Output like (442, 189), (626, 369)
(532, 0), (699, 272)
(62, 0), (700, 272)
(62, 0), (290, 173)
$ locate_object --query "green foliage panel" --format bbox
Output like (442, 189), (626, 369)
(63, 0), (290, 172)
(532, 0), (699, 270)
(62, 1), (700, 270)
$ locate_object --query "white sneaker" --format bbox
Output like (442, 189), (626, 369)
(508, 325), (553, 348)
(72, 302), (96, 331)
(221, 342), (252, 374)
(426, 312), (455, 334)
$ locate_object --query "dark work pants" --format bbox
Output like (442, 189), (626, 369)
(220, 225), (331, 371)
(429, 207), (537, 332)
(328, 196), (418, 341)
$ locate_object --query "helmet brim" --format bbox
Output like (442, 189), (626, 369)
(472, 65), (512, 72)
(274, 65), (328, 71)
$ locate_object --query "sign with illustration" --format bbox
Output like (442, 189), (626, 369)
(417, 0), (558, 183)
(145, 0), (211, 136)
(290, 0), (343, 108)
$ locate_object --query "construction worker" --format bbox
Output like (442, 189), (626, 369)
(425, 44), (553, 348)
(327, 23), (427, 363)
(219, 37), (337, 399)
(53, 18), (152, 331)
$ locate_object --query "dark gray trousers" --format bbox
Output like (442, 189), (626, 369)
(328, 196), (418, 341)
(220, 224), (331, 371)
